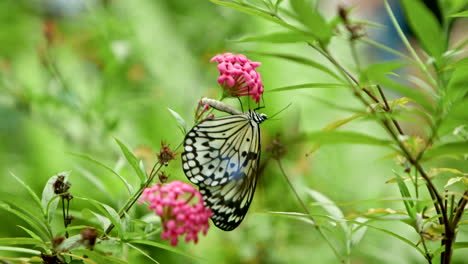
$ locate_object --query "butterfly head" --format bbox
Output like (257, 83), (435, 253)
(250, 111), (267, 124)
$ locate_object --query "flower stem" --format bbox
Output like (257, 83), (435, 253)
(104, 161), (164, 236)
(276, 159), (343, 263)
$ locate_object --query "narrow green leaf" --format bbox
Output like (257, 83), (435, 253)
(307, 189), (344, 219)
(393, 171), (416, 219)
(307, 96), (364, 113)
(88, 210), (112, 231)
(454, 242), (468, 248)
(130, 240), (201, 260)
(167, 108), (187, 135)
(270, 83), (348, 92)
(360, 38), (413, 62)
(361, 61), (406, 83)
(445, 176), (468, 188)
(401, 0), (445, 58)
(362, 62), (434, 112)
(244, 51), (343, 82)
(290, 0), (333, 44)
(0, 202), (50, 240)
(423, 141), (468, 160)
(345, 219), (425, 257)
(127, 243), (161, 264)
(70, 153), (134, 195)
(76, 197), (123, 236)
(0, 237), (43, 246)
(0, 246), (41, 255)
(16, 226), (44, 243)
(71, 249), (127, 264)
(446, 61), (468, 102)
(301, 131), (393, 147)
(233, 31), (316, 43)
(9, 172), (44, 217)
(323, 113), (366, 131)
(41, 171), (70, 224)
(211, 0), (300, 32)
(56, 234), (82, 252)
(115, 138), (147, 183)
(350, 217), (368, 248)
(450, 10), (468, 17)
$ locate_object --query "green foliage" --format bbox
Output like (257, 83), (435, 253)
(1, 0), (467, 263)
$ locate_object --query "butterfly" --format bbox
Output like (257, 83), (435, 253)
(181, 98), (267, 231)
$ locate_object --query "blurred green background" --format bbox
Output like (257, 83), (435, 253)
(1, 0), (466, 263)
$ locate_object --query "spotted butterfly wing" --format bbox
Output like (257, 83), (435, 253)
(181, 101), (266, 231)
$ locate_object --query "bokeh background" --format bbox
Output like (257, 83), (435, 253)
(1, 0), (466, 263)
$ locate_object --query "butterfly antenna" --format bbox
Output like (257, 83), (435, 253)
(268, 102), (292, 119)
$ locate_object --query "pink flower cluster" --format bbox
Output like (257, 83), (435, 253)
(210, 53), (264, 103)
(140, 181), (212, 246)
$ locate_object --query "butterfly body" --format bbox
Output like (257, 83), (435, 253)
(182, 107), (266, 231)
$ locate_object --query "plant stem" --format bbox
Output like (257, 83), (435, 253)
(103, 161), (163, 236)
(276, 159), (344, 263)
(314, 44), (453, 263)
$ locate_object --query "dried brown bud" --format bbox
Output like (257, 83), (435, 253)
(338, 5), (348, 23)
(158, 172), (169, 183)
(53, 175), (71, 194)
(52, 236), (65, 248)
(157, 142), (177, 166)
(81, 227), (98, 250)
(266, 136), (287, 160)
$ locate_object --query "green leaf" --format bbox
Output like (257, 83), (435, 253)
(361, 61), (406, 83)
(233, 31), (316, 43)
(0, 246), (41, 255)
(76, 197), (123, 236)
(446, 60), (468, 102)
(0, 202), (50, 240)
(57, 234), (82, 252)
(345, 219), (425, 257)
(323, 113), (366, 131)
(362, 62), (434, 112)
(450, 10), (468, 17)
(359, 38), (413, 61)
(211, 0), (300, 32)
(0, 237), (44, 246)
(115, 138), (147, 183)
(393, 172), (416, 219)
(307, 189), (344, 219)
(87, 209), (112, 231)
(127, 243), (161, 264)
(444, 176), (468, 188)
(401, 0), (445, 58)
(290, 0), (333, 44)
(167, 107), (187, 135)
(9, 172), (44, 217)
(454, 242), (468, 249)
(423, 141), (468, 160)
(129, 240), (202, 260)
(41, 171), (70, 224)
(269, 83), (348, 92)
(16, 226), (44, 243)
(301, 131), (393, 147)
(70, 153), (134, 195)
(71, 249), (127, 264)
(244, 51), (343, 82)
(350, 217), (368, 248)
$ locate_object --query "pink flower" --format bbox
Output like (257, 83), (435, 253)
(140, 181), (212, 246)
(210, 53), (264, 103)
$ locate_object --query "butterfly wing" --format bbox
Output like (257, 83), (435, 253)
(182, 114), (259, 187)
(181, 114), (262, 230)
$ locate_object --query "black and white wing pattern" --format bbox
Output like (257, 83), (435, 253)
(181, 107), (267, 231)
